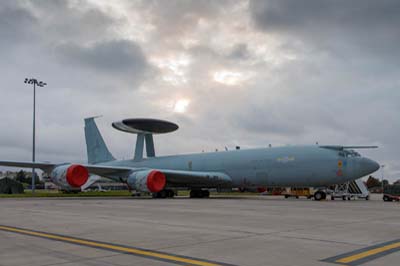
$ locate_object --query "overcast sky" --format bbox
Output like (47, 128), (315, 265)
(0, 0), (399, 181)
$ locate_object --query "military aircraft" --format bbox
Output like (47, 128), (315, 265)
(0, 117), (380, 200)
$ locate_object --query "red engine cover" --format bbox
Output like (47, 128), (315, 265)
(146, 170), (166, 192)
(66, 164), (89, 187)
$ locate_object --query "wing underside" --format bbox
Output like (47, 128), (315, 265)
(0, 160), (232, 188)
(158, 169), (232, 188)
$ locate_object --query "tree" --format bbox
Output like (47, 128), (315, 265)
(15, 170), (27, 183)
(25, 172), (42, 185)
(366, 175), (381, 188)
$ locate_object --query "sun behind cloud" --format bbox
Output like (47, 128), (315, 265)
(173, 98), (190, 113)
(213, 70), (253, 86)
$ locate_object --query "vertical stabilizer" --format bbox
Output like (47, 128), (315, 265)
(84, 117), (115, 164)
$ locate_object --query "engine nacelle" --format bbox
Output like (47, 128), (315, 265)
(127, 170), (166, 193)
(51, 164), (89, 189)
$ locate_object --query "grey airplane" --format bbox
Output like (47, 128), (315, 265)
(0, 118), (380, 200)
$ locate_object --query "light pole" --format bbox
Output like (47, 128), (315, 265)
(24, 78), (47, 194)
(381, 164), (385, 194)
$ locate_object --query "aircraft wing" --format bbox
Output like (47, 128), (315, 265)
(83, 166), (233, 188)
(0, 160), (232, 188)
(0, 161), (56, 172)
(83, 165), (133, 176)
(0, 160), (133, 176)
(156, 169), (232, 188)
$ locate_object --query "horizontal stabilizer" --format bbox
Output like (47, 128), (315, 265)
(320, 145), (378, 151)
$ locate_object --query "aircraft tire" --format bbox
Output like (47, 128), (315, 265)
(167, 189), (175, 198)
(190, 190), (197, 198)
(202, 190), (210, 198)
(152, 190), (167, 198)
(190, 189), (204, 198)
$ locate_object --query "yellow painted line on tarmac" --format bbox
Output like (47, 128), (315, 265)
(336, 241), (400, 264)
(322, 239), (400, 265)
(0, 225), (231, 266)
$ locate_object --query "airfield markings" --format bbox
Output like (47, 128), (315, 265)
(0, 225), (234, 266)
(322, 239), (400, 265)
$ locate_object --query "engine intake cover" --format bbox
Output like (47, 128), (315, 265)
(66, 165), (89, 187)
(127, 170), (166, 193)
(51, 164), (89, 188)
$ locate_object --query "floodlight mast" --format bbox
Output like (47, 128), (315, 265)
(24, 78), (47, 194)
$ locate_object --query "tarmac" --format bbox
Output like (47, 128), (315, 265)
(0, 194), (399, 266)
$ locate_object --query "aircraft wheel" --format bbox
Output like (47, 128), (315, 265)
(331, 196), (335, 200)
(162, 189), (174, 198)
(190, 190), (201, 198)
(342, 196), (346, 201)
(365, 195), (370, 200)
(152, 190), (168, 198)
(202, 190), (210, 198)
(314, 191), (325, 201)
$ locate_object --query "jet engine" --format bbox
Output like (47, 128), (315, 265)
(127, 170), (166, 193)
(50, 164), (89, 189)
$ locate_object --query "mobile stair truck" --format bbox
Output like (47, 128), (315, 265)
(330, 178), (370, 200)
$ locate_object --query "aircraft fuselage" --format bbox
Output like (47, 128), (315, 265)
(103, 145), (379, 188)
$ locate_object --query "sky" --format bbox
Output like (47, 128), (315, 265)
(0, 0), (399, 181)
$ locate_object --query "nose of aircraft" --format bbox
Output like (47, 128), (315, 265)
(360, 158), (380, 175)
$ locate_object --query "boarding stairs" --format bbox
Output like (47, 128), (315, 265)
(330, 178), (370, 200)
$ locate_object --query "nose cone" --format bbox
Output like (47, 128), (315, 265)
(360, 158), (380, 176)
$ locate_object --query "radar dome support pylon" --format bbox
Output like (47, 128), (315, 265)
(112, 118), (179, 161)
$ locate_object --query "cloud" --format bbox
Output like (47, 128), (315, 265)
(0, 1), (38, 46)
(249, 0), (400, 61)
(55, 40), (149, 75)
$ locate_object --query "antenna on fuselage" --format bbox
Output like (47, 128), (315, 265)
(112, 118), (179, 161)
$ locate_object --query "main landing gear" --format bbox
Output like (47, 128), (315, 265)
(152, 189), (175, 198)
(190, 189), (210, 198)
(313, 190), (327, 201)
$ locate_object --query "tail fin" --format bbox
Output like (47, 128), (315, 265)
(84, 117), (115, 164)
